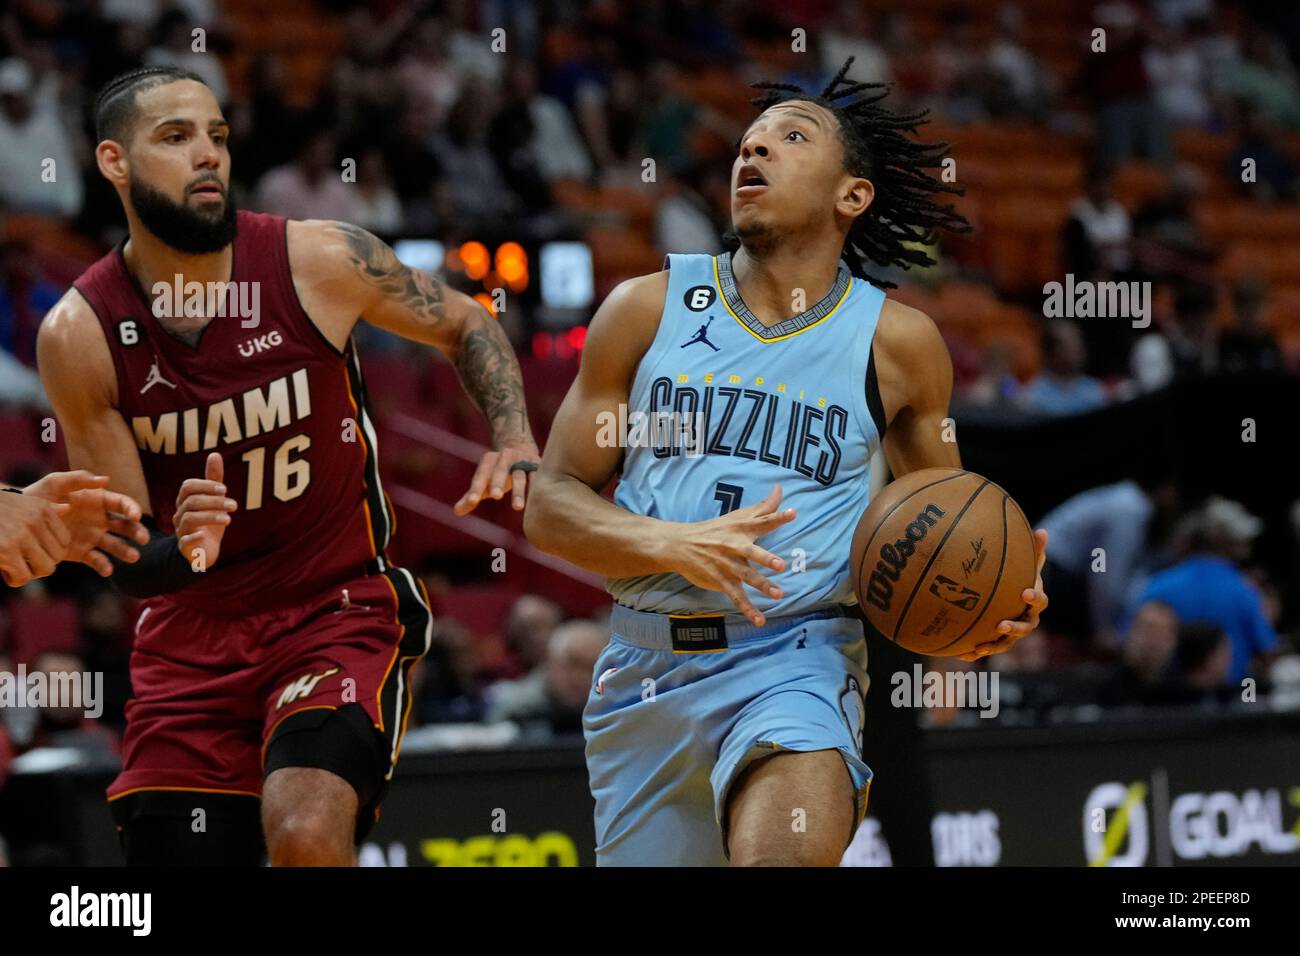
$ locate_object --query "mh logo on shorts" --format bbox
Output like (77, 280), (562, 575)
(275, 667), (339, 710)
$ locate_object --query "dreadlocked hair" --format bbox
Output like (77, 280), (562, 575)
(735, 57), (971, 288)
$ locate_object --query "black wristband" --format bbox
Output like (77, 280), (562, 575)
(109, 515), (200, 598)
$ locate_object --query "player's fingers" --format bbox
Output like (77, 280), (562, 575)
(487, 453), (515, 501)
(741, 506), (797, 537)
(509, 467), (528, 511)
(455, 454), (498, 514)
(743, 543), (785, 572)
(42, 470), (109, 497)
(41, 507), (73, 550)
(106, 514), (151, 545)
(721, 579), (764, 628)
(176, 494), (238, 516)
(996, 617), (1037, 641)
(1022, 585), (1049, 613)
(734, 560), (782, 600)
(205, 452), (224, 485)
(19, 537), (58, 579)
(176, 511), (233, 531)
(1033, 528), (1049, 574)
(100, 491), (144, 522)
(94, 531), (141, 564)
(176, 478), (228, 505)
(1, 561), (33, 587)
(81, 549), (117, 577)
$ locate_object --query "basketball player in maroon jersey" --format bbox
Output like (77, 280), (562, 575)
(36, 67), (539, 866)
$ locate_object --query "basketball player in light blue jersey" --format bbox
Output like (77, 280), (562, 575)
(525, 61), (1050, 866)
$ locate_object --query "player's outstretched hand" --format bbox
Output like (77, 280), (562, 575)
(174, 452), (237, 570)
(958, 528), (1050, 662)
(662, 484), (796, 628)
(454, 439), (542, 515)
(23, 471), (150, 577)
(0, 487), (71, 587)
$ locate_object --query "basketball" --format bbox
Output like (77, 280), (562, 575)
(850, 467), (1036, 657)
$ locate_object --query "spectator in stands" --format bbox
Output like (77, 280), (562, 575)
(984, 4), (1052, 119)
(348, 148), (404, 235)
(1227, 108), (1299, 201)
(501, 595), (563, 679)
(1131, 164), (1213, 280)
(1097, 599), (1181, 706)
(1227, 28), (1300, 129)
(488, 59), (592, 203)
(1080, 1), (1173, 164)
(144, 8), (229, 105)
(431, 83), (520, 229)
(959, 341), (1020, 408)
(0, 58), (83, 216)
(414, 617), (485, 725)
(1170, 621), (1234, 702)
(654, 165), (723, 256)
(1130, 281), (1218, 391)
(1144, 23), (1211, 127)
(1125, 497), (1278, 685)
(820, 1), (893, 86)
(1020, 320), (1107, 416)
(1219, 278), (1284, 374)
(484, 618), (606, 734)
(1039, 470), (1178, 649)
(254, 130), (361, 222)
(1062, 161), (1133, 279)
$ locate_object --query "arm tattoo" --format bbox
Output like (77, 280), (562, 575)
(335, 221), (447, 329)
(334, 222), (530, 447)
(456, 324), (530, 446)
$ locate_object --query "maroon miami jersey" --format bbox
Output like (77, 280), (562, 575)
(73, 210), (394, 614)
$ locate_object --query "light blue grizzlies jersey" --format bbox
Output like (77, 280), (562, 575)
(608, 251), (887, 616)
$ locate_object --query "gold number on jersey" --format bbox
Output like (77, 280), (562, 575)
(240, 433), (312, 510)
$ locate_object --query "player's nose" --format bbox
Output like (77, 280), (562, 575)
(739, 134), (771, 161)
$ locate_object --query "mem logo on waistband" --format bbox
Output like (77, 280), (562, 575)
(669, 615), (727, 653)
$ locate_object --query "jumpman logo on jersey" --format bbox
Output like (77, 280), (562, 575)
(680, 316), (720, 351)
(140, 356), (176, 394)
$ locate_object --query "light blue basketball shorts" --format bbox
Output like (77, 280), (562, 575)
(583, 603), (872, 866)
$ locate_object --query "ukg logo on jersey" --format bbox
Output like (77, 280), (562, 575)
(152, 275), (261, 328)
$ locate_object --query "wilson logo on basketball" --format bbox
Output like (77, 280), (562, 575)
(864, 503), (946, 612)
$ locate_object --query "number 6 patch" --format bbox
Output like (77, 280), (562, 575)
(683, 285), (716, 311)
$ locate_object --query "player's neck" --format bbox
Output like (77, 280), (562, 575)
(731, 240), (842, 326)
(122, 223), (233, 334)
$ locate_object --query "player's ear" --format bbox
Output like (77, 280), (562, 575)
(95, 140), (130, 188)
(836, 176), (874, 220)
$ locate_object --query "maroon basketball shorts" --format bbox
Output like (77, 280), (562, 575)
(107, 567), (432, 836)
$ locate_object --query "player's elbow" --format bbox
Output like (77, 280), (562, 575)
(522, 473), (564, 555)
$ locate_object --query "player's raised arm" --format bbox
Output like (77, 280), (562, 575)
(36, 291), (229, 593)
(288, 219), (539, 512)
(873, 299), (1048, 659)
(872, 300), (963, 476)
(523, 272), (794, 627)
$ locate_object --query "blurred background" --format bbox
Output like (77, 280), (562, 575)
(2, 0), (1300, 867)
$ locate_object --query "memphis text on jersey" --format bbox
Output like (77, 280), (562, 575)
(638, 371), (849, 486)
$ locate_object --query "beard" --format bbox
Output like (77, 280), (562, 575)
(129, 177), (238, 254)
